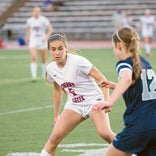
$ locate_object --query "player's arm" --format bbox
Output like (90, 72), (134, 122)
(88, 66), (109, 101)
(108, 70), (132, 107)
(137, 19), (142, 34)
(52, 82), (63, 124)
(93, 70), (132, 112)
(25, 26), (30, 45)
(44, 24), (53, 41)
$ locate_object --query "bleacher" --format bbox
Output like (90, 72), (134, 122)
(0, 0), (15, 16)
(1, 0), (156, 40)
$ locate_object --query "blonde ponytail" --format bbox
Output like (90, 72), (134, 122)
(112, 27), (142, 85)
(129, 38), (141, 85)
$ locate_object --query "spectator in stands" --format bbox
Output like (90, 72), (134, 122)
(112, 6), (125, 30)
(139, 9), (156, 57)
(42, 0), (52, 10)
(25, 7), (53, 82)
(123, 13), (134, 28)
(42, 0), (64, 11)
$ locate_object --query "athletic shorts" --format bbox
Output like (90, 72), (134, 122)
(113, 126), (156, 156)
(142, 29), (153, 38)
(29, 37), (47, 50)
(64, 97), (104, 119)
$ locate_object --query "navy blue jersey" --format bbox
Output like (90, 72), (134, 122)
(116, 56), (156, 130)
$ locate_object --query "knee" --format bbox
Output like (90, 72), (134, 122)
(31, 56), (36, 62)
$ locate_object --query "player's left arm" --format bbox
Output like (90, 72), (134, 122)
(107, 70), (132, 107)
(88, 66), (110, 100)
(44, 23), (53, 42)
(93, 69), (132, 112)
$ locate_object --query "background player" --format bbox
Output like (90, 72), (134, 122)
(26, 7), (53, 81)
(93, 26), (156, 156)
(139, 9), (156, 57)
(40, 34), (115, 156)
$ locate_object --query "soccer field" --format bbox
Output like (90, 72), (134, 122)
(0, 48), (155, 156)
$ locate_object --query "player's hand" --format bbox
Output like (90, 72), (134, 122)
(98, 80), (116, 89)
(43, 35), (48, 42)
(53, 115), (60, 125)
(25, 38), (29, 45)
(92, 102), (112, 113)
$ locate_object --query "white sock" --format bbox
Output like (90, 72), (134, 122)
(30, 63), (37, 79)
(40, 149), (51, 156)
(42, 63), (47, 78)
(145, 44), (151, 54)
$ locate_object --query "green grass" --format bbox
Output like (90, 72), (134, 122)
(0, 48), (156, 156)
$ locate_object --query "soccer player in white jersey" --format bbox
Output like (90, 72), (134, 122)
(26, 7), (53, 81)
(139, 9), (156, 57)
(40, 34), (115, 156)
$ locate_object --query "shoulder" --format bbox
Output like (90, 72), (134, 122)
(47, 61), (56, 71)
(27, 17), (33, 23)
(140, 56), (152, 69)
(68, 53), (88, 60)
(67, 53), (82, 61)
(68, 53), (92, 66)
(141, 16), (147, 21)
(73, 54), (91, 64)
(150, 16), (155, 21)
(116, 57), (133, 67)
(40, 16), (49, 21)
(40, 16), (46, 19)
(116, 57), (133, 73)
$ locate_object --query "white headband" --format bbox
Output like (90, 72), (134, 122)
(116, 31), (123, 42)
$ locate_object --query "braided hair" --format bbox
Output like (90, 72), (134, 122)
(112, 27), (142, 85)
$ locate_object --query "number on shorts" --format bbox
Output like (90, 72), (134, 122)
(68, 88), (77, 96)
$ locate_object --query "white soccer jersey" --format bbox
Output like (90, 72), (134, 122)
(26, 16), (50, 40)
(47, 53), (104, 106)
(140, 16), (155, 37)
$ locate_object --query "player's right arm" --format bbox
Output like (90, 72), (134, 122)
(52, 82), (63, 125)
(25, 26), (30, 45)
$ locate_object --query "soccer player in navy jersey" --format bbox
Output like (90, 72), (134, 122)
(93, 27), (156, 156)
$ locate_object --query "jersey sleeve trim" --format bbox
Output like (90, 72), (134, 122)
(116, 62), (132, 74)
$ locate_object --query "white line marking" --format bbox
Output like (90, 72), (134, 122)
(0, 105), (53, 116)
(7, 143), (109, 156)
(0, 55), (29, 60)
(0, 77), (31, 84)
(58, 143), (108, 147)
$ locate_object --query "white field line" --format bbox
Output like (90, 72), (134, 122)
(0, 77), (31, 84)
(0, 105), (53, 116)
(6, 142), (137, 156)
(0, 55), (29, 60)
(7, 143), (109, 156)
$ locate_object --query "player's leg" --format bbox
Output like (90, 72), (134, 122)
(29, 48), (38, 81)
(40, 109), (84, 156)
(89, 108), (115, 143)
(105, 144), (132, 156)
(39, 49), (47, 79)
(144, 37), (152, 57)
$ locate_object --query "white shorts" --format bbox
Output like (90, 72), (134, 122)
(29, 37), (47, 50)
(64, 97), (104, 119)
(142, 29), (153, 38)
